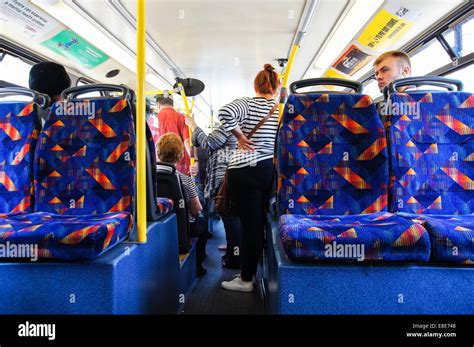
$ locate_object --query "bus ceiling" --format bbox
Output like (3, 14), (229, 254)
(0, 0), (472, 106)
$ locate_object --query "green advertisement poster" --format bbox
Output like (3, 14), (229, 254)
(41, 29), (109, 69)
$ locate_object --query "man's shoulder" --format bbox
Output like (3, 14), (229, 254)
(158, 107), (182, 117)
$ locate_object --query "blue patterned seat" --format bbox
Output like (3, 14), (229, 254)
(156, 197), (174, 215)
(396, 213), (474, 264)
(0, 95), (136, 260)
(0, 101), (40, 213)
(388, 90), (474, 263)
(0, 211), (131, 260)
(277, 92), (430, 262)
(278, 93), (389, 215)
(388, 91), (474, 214)
(280, 212), (430, 262)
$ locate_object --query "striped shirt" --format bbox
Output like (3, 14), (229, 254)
(218, 97), (278, 169)
(192, 125), (237, 198)
(178, 172), (198, 201)
(178, 171), (199, 223)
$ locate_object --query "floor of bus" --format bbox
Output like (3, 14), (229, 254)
(182, 216), (265, 315)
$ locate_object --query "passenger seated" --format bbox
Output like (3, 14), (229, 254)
(373, 51), (412, 126)
(157, 133), (206, 275)
(29, 62), (71, 103)
(373, 50), (412, 94)
(157, 133), (202, 217)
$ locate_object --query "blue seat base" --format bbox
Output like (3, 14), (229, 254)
(264, 214), (474, 314)
(178, 239), (197, 310)
(0, 214), (183, 314)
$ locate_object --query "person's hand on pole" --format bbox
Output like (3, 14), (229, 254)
(185, 113), (198, 131)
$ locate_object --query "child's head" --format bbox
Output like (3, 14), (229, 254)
(157, 133), (184, 164)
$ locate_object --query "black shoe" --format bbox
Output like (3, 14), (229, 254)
(222, 258), (241, 270)
(197, 266), (207, 277)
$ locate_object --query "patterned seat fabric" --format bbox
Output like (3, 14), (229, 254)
(423, 215), (474, 264)
(0, 212), (132, 260)
(388, 92), (474, 214)
(280, 212), (431, 262)
(147, 124), (172, 218)
(34, 98), (135, 215)
(277, 93), (389, 215)
(277, 92), (431, 262)
(156, 197), (174, 216)
(387, 91), (474, 263)
(394, 212), (474, 264)
(0, 102), (41, 213)
(0, 97), (137, 260)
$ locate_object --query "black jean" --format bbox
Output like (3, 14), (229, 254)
(228, 159), (274, 282)
(221, 214), (241, 263)
(190, 199), (209, 270)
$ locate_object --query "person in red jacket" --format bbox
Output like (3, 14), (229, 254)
(148, 93), (191, 175)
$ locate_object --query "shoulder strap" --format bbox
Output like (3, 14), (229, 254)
(247, 101), (279, 138)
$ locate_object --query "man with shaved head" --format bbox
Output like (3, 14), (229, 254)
(373, 50), (412, 93)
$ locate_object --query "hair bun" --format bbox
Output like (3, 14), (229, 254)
(264, 63), (275, 71)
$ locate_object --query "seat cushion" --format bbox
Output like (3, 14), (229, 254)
(156, 197), (173, 216)
(278, 93), (388, 215)
(0, 211), (132, 260)
(396, 212), (474, 264)
(279, 212), (430, 262)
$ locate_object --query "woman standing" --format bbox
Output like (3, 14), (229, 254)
(220, 64), (280, 292)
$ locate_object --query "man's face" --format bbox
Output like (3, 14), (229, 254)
(374, 56), (409, 93)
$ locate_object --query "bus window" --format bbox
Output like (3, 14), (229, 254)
(75, 79), (102, 99)
(363, 79), (381, 100)
(411, 14), (473, 77)
(443, 14), (473, 58)
(444, 64), (474, 92)
(0, 54), (31, 88)
(410, 39), (452, 76)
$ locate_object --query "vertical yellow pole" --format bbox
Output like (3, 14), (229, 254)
(278, 44), (300, 123)
(136, 0), (146, 242)
(190, 97), (195, 114)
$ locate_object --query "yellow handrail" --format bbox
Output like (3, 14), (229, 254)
(146, 89), (175, 95)
(190, 97), (195, 114)
(136, 0), (146, 243)
(278, 43), (299, 123)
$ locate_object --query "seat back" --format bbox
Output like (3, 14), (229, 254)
(277, 92), (388, 215)
(0, 88), (46, 213)
(34, 87), (136, 215)
(155, 162), (191, 254)
(146, 123), (165, 221)
(387, 90), (474, 214)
